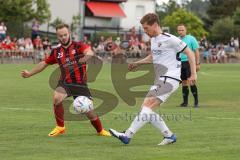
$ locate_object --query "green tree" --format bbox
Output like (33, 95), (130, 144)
(71, 15), (81, 33)
(233, 7), (240, 25)
(0, 0), (50, 23)
(233, 7), (240, 38)
(207, 0), (240, 21)
(162, 9), (208, 39)
(156, 0), (181, 20)
(185, 0), (209, 20)
(33, 0), (51, 24)
(210, 17), (236, 43)
(0, 0), (50, 37)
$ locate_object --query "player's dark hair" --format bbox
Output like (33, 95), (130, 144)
(177, 23), (187, 28)
(140, 13), (160, 26)
(56, 23), (69, 31)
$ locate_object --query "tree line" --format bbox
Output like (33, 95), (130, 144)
(156, 0), (240, 43)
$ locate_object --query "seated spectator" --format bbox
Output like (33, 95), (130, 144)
(42, 37), (51, 50)
(217, 45), (227, 63)
(93, 42), (105, 57)
(210, 46), (218, 63)
(33, 35), (42, 50)
(203, 43), (210, 63)
(105, 42), (127, 64)
(115, 37), (121, 46)
(128, 36), (141, 58)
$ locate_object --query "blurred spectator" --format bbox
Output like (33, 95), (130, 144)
(234, 37), (239, 53)
(25, 38), (34, 51)
(202, 43), (210, 63)
(229, 37), (235, 53)
(200, 35), (208, 49)
(129, 36), (141, 58)
(105, 41), (127, 63)
(99, 36), (105, 44)
(105, 36), (113, 44)
(93, 41), (105, 57)
(115, 37), (121, 46)
(17, 37), (25, 52)
(31, 20), (40, 41)
(36, 46), (45, 62)
(130, 27), (137, 39)
(83, 36), (89, 44)
(42, 37), (51, 50)
(217, 45), (227, 63)
(33, 35), (42, 50)
(210, 46), (218, 63)
(2, 36), (14, 50)
(0, 22), (7, 41)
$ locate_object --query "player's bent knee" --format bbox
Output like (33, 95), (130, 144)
(143, 97), (161, 108)
(53, 94), (64, 106)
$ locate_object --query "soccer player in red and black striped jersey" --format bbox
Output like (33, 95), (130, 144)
(21, 24), (111, 137)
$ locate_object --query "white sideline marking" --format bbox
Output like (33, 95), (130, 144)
(200, 72), (239, 78)
(206, 116), (240, 120)
(0, 107), (49, 112)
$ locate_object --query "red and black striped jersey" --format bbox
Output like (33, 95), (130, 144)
(45, 41), (90, 84)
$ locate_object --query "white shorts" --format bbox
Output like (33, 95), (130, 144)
(146, 77), (180, 103)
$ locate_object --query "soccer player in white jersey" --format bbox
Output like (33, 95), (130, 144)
(109, 13), (197, 145)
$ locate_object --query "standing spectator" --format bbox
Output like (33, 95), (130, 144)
(234, 37), (239, 53)
(0, 22), (7, 41)
(31, 20), (40, 41)
(229, 37), (235, 53)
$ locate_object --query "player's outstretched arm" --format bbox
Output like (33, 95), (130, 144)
(184, 47), (197, 84)
(128, 54), (153, 71)
(21, 61), (49, 78)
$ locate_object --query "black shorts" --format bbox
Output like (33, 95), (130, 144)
(180, 61), (191, 81)
(57, 81), (92, 99)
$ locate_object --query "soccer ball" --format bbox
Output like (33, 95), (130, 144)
(73, 96), (93, 114)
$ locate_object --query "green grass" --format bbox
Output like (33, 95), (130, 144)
(0, 63), (240, 160)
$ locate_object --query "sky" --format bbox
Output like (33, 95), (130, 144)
(156, 0), (170, 5)
(156, 0), (185, 5)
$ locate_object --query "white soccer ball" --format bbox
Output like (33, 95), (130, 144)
(73, 96), (93, 114)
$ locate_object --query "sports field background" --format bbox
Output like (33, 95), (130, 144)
(0, 64), (240, 160)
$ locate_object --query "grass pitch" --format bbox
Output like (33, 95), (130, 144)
(0, 64), (240, 160)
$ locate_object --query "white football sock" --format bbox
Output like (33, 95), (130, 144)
(149, 111), (173, 137)
(125, 106), (152, 138)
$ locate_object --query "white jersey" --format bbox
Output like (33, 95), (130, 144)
(151, 33), (187, 80)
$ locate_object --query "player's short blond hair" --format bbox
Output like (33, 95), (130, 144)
(140, 13), (160, 26)
(56, 23), (69, 31)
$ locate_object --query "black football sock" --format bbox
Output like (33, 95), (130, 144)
(182, 86), (189, 104)
(190, 85), (198, 105)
